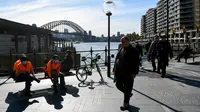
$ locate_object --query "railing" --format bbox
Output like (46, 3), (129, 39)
(171, 42), (200, 55)
(0, 47), (119, 75)
(76, 47), (118, 68)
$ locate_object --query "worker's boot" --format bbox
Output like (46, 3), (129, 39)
(60, 75), (67, 91)
(25, 82), (32, 97)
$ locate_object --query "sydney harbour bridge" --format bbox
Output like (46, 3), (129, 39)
(40, 20), (90, 42)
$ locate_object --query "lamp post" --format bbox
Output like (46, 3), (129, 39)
(166, 0), (169, 41)
(103, 0), (115, 77)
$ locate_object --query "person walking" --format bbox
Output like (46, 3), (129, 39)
(157, 36), (173, 78)
(148, 35), (160, 72)
(113, 36), (140, 110)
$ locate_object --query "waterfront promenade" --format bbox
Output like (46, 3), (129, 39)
(0, 58), (200, 112)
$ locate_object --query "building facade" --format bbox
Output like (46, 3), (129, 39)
(146, 8), (157, 39)
(141, 15), (146, 38)
(157, 0), (167, 34)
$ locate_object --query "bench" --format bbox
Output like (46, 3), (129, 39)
(184, 52), (200, 63)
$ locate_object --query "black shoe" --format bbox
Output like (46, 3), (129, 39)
(60, 86), (67, 91)
(130, 93), (133, 98)
(120, 103), (129, 111)
(35, 78), (40, 83)
(161, 75), (165, 78)
(25, 92), (32, 97)
(177, 60), (181, 62)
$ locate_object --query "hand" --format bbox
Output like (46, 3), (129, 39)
(132, 74), (136, 78)
(112, 72), (115, 75)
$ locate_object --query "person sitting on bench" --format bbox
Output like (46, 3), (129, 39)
(46, 54), (67, 93)
(61, 50), (73, 75)
(175, 45), (192, 62)
(15, 54), (40, 96)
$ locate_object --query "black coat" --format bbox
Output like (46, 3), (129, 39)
(113, 44), (140, 78)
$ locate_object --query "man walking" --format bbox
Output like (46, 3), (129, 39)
(113, 36), (140, 110)
(148, 35), (160, 72)
(157, 36), (173, 78)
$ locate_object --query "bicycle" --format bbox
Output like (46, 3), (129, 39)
(76, 53), (103, 82)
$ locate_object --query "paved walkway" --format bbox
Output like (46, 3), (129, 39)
(0, 59), (200, 112)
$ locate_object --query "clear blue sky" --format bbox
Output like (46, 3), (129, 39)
(0, 0), (158, 36)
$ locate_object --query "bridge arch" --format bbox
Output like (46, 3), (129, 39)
(40, 20), (85, 35)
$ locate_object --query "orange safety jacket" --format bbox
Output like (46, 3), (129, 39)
(15, 61), (33, 76)
(46, 60), (60, 77)
(13, 59), (21, 71)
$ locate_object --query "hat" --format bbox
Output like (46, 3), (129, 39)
(20, 54), (28, 61)
(52, 54), (58, 59)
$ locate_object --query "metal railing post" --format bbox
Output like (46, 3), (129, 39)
(105, 46), (108, 66)
(90, 47), (93, 67)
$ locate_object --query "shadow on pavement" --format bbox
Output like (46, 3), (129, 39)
(65, 85), (80, 97)
(5, 92), (39, 112)
(138, 68), (162, 78)
(133, 89), (181, 112)
(78, 80), (113, 89)
(44, 93), (64, 110)
(128, 105), (140, 112)
(187, 61), (200, 65)
(166, 73), (200, 88)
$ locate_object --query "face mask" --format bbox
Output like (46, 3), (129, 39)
(22, 61), (27, 65)
(54, 60), (59, 63)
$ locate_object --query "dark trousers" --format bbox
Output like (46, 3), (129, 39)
(51, 71), (66, 91)
(158, 58), (168, 76)
(15, 73), (34, 93)
(116, 77), (134, 104)
(151, 53), (158, 71)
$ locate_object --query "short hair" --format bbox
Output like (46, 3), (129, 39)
(121, 36), (130, 42)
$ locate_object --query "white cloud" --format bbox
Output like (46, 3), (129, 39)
(0, 0), (144, 36)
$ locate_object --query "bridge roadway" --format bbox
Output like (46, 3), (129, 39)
(0, 58), (200, 112)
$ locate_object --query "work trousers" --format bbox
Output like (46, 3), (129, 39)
(116, 76), (134, 104)
(15, 73), (34, 93)
(51, 71), (66, 91)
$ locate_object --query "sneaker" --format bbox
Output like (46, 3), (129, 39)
(120, 103), (129, 111)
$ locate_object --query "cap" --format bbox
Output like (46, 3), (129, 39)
(20, 54), (28, 61)
(52, 54), (58, 59)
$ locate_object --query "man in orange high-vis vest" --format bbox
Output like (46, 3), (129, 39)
(12, 54), (26, 78)
(46, 54), (67, 93)
(15, 54), (40, 96)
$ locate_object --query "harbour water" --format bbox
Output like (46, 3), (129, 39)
(73, 42), (120, 66)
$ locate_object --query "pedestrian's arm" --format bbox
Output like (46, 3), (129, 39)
(168, 42), (173, 58)
(147, 42), (153, 55)
(131, 49), (140, 75)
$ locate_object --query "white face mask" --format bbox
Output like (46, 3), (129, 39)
(22, 61), (27, 65)
(54, 60), (59, 63)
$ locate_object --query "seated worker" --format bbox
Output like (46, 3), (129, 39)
(46, 54), (67, 93)
(175, 45), (192, 62)
(15, 54), (40, 96)
(12, 54), (26, 78)
(61, 50), (73, 75)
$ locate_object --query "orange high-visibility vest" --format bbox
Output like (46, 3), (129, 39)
(46, 60), (60, 77)
(13, 59), (21, 71)
(15, 61), (33, 76)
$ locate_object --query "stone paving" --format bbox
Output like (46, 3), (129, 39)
(0, 59), (200, 112)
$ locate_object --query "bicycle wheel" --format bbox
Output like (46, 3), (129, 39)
(76, 67), (88, 82)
